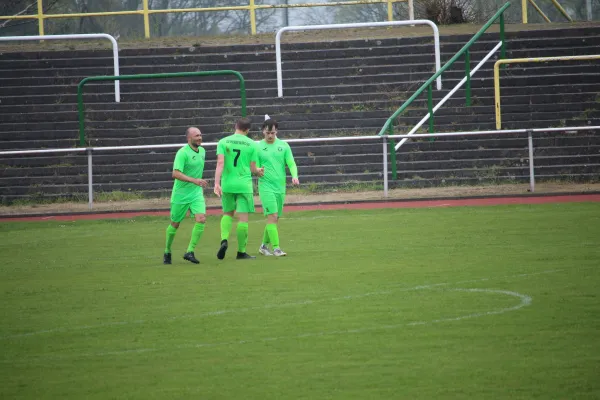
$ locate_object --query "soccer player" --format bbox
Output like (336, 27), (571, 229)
(163, 127), (208, 265)
(213, 117), (264, 260)
(257, 115), (299, 257)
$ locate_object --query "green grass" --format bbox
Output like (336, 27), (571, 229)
(1, 203), (600, 399)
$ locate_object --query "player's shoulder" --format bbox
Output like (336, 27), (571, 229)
(175, 145), (189, 156)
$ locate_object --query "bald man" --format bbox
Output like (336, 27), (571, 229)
(164, 127), (208, 265)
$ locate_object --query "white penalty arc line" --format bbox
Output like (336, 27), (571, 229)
(0, 270), (554, 341)
(1, 288), (532, 361)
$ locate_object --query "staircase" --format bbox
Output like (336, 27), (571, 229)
(1, 25), (599, 202)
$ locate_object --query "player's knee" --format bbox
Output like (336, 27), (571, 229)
(196, 214), (206, 224)
(170, 221), (180, 229)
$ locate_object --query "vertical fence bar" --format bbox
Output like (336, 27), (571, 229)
(388, 124), (397, 180)
(249, 0), (257, 34)
(142, 0), (150, 38)
(383, 137), (389, 197)
(427, 83), (434, 134)
(527, 130), (535, 193)
(465, 49), (471, 106)
(87, 149), (94, 209)
(387, 0), (393, 21)
(37, 0), (44, 36)
(522, 0), (528, 23)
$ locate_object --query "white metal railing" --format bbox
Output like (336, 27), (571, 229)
(0, 33), (121, 102)
(0, 126), (597, 208)
(395, 41), (503, 151)
(275, 20), (441, 98)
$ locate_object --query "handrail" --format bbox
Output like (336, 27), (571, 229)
(494, 55), (600, 129)
(0, 33), (121, 103)
(76, 70), (246, 146)
(275, 20), (441, 97)
(1, 125), (597, 207)
(0, 0), (412, 37)
(377, 2), (511, 137)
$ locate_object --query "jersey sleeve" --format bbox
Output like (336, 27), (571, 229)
(173, 149), (186, 172)
(216, 139), (226, 156)
(284, 144), (298, 178)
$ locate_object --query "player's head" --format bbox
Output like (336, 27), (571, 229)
(262, 116), (278, 144)
(186, 127), (202, 148)
(235, 117), (252, 135)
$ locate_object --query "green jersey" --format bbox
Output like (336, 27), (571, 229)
(171, 144), (206, 204)
(216, 133), (258, 193)
(257, 138), (298, 194)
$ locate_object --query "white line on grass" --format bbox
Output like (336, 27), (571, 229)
(0, 288), (532, 361)
(0, 269), (557, 340)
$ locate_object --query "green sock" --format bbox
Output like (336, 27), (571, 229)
(220, 215), (233, 241)
(186, 222), (205, 253)
(266, 223), (280, 249)
(237, 222), (249, 253)
(165, 224), (177, 254)
(262, 225), (270, 246)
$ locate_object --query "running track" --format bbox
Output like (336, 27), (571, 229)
(2, 194), (599, 222)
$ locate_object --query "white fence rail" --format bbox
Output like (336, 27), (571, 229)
(275, 20), (441, 98)
(0, 33), (121, 102)
(1, 126), (598, 209)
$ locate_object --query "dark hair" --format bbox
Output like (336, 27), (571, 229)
(262, 118), (278, 131)
(235, 117), (252, 132)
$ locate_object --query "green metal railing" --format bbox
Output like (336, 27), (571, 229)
(77, 70), (246, 146)
(377, 2), (511, 179)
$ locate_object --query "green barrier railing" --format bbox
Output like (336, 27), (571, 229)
(77, 70), (246, 146)
(378, 2), (510, 179)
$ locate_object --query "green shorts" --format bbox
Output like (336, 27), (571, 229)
(170, 198), (206, 223)
(259, 191), (285, 217)
(221, 192), (255, 213)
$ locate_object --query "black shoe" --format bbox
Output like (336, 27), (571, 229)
(183, 252), (200, 264)
(236, 252), (256, 260)
(163, 253), (172, 265)
(217, 239), (228, 260)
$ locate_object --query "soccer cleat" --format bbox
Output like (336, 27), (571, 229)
(236, 252), (256, 260)
(217, 239), (228, 260)
(259, 244), (273, 256)
(163, 253), (172, 265)
(183, 252), (200, 264)
(273, 248), (287, 257)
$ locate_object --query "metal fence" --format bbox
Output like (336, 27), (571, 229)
(1, 126), (598, 209)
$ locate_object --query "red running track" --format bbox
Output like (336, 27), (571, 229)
(1, 194), (599, 222)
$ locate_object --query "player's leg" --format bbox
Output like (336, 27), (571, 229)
(235, 193), (256, 259)
(217, 193), (235, 260)
(184, 198), (206, 264)
(164, 203), (187, 264)
(270, 193), (286, 257)
(259, 190), (276, 256)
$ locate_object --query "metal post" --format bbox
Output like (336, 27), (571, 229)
(249, 0), (257, 34)
(527, 130), (535, 193)
(37, 0), (44, 36)
(586, 0), (592, 21)
(428, 83), (434, 135)
(387, 0), (393, 21)
(465, 49), (471, 106)
(388, 124), (397, 180)
(87, 149), (94, 209)
(383, 137), (389, 197)
(143, 0), (150, 38)
(522, 0), (528, 23)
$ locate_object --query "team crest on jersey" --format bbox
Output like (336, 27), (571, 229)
(278, 147), (283, 152)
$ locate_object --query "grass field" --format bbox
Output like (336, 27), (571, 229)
(1, 202), (599, 399)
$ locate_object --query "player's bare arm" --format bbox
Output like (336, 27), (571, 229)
(250, 161), (264, 177)
(214, 154), (225, 197)
(172, 169), (207, 187)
